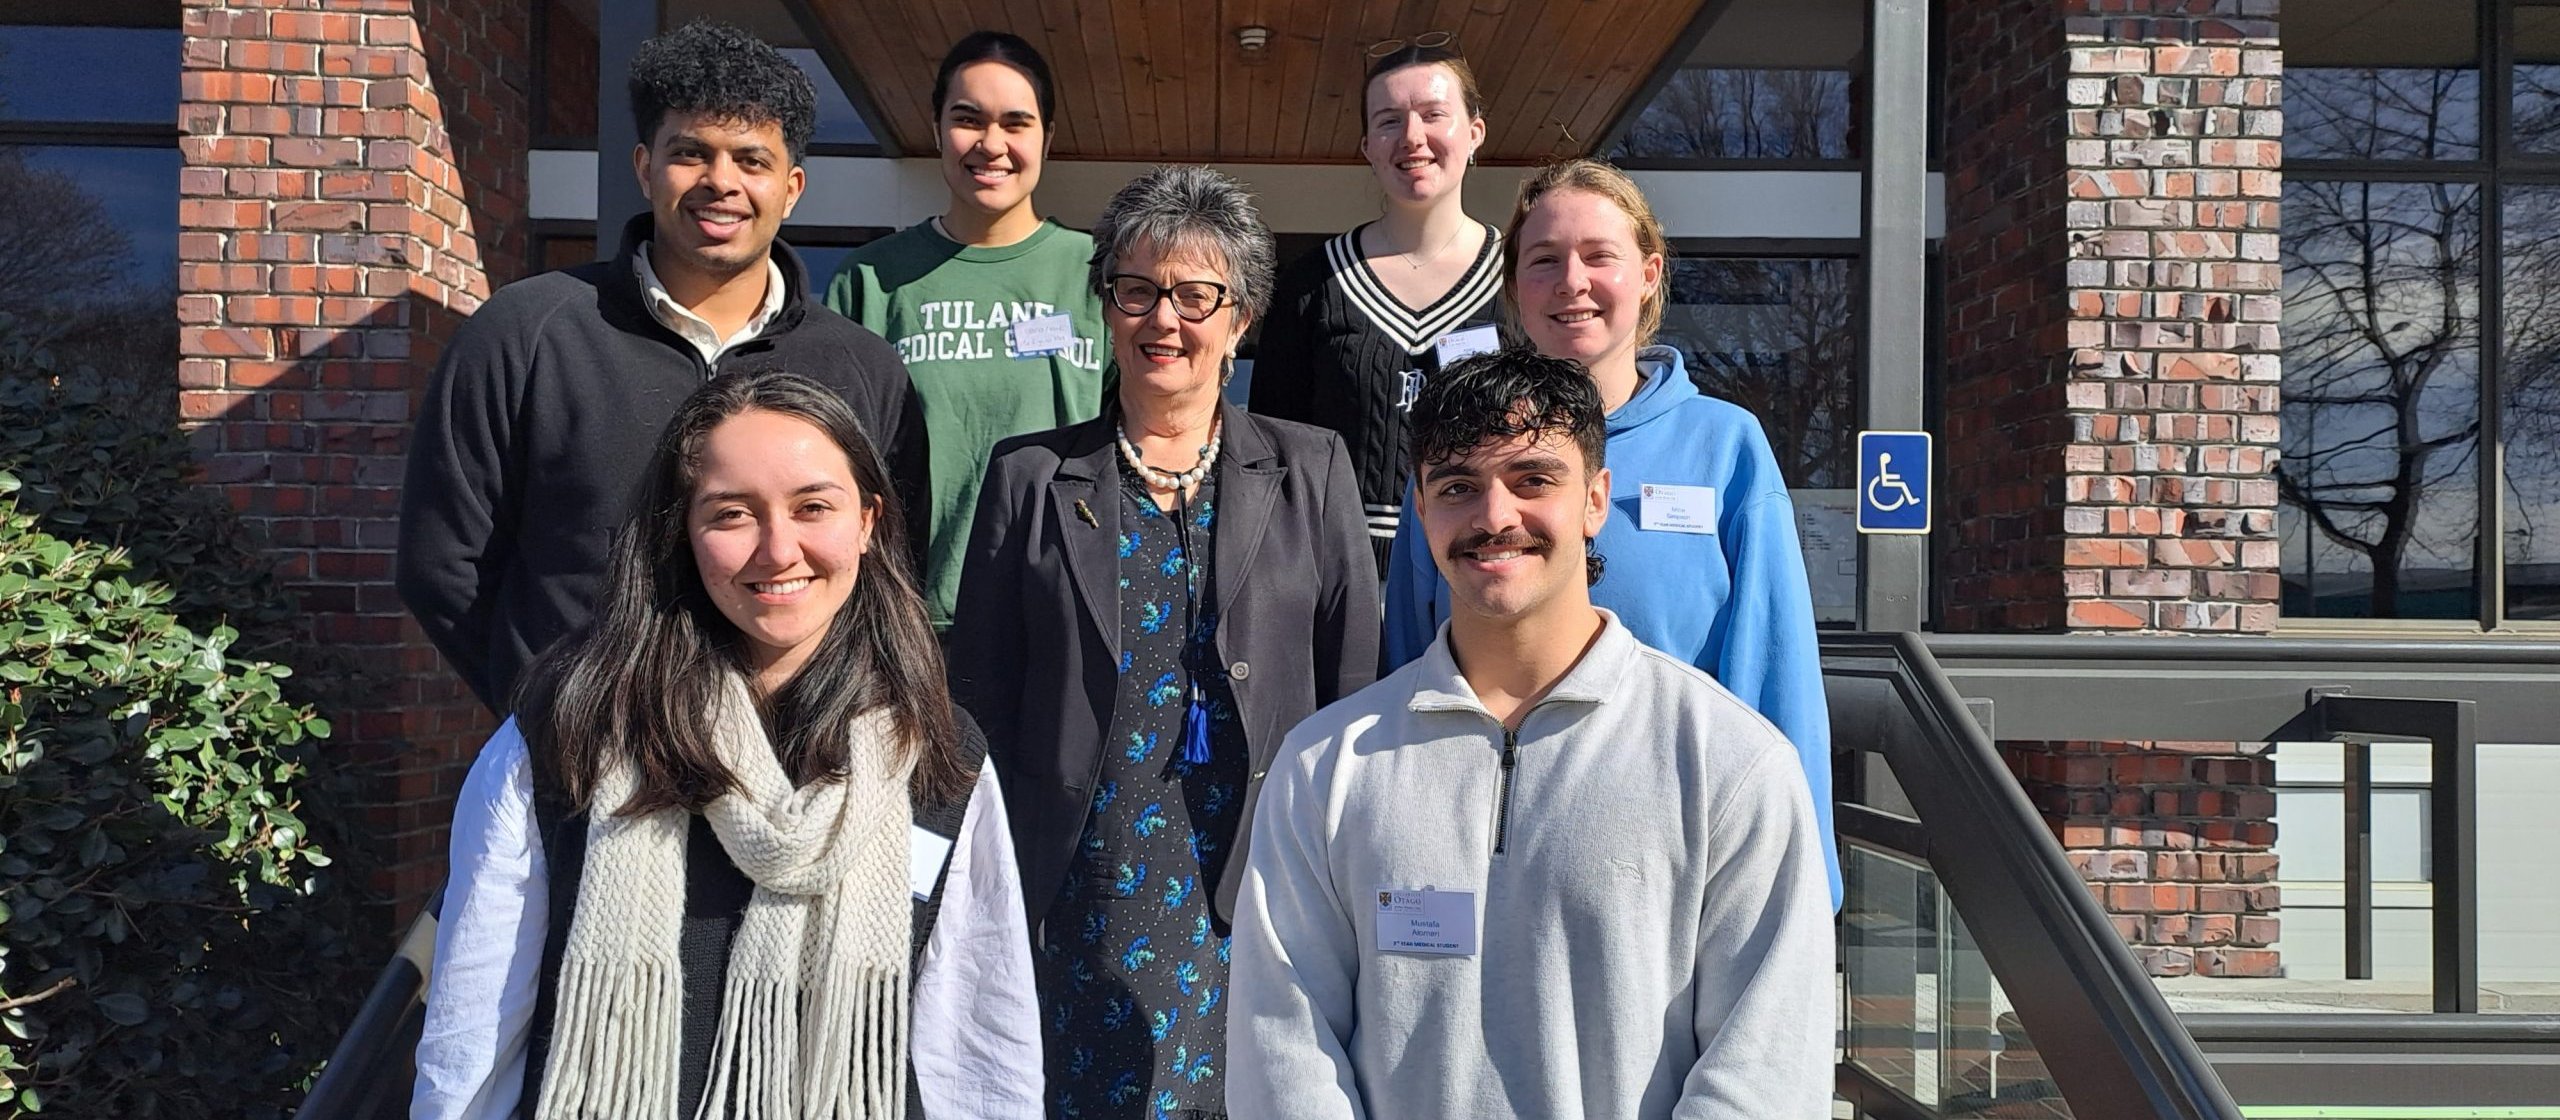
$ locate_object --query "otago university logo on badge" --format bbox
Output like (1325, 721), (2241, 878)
(1378, 891), (1395, 909)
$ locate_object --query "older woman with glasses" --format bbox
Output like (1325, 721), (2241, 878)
(946, 165), (1380, 1118)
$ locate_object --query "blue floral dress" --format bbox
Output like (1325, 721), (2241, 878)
(1036, 461), (1248, 1120)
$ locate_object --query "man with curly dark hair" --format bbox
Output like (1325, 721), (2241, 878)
(1229, 345), (1834, 1119)
(398, 20), (923, 717)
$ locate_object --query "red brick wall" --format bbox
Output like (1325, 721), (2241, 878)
(1943, 0), (2072, 634)
(1942, 0), (2285, 978)
(179, 0), (531, 924)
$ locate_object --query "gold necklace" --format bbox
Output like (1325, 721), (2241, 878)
(1389, 221), (1468, 271)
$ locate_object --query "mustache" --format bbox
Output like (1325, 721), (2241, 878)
(1447, 529), (1549, 560)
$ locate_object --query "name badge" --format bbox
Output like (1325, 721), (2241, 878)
(1007, 313), (1075, 358)
(908, 824), (955, 901)
(1434, 323), (1501, 368)
(1373, 887), (1478, 956)
(1639, 483), (1718, 534)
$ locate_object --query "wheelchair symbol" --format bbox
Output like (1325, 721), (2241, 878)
(1866, 452), (1919, 513)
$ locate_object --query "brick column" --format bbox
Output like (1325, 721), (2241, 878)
(178, 0), (529, 923)
(1942, 0), (2285, 977)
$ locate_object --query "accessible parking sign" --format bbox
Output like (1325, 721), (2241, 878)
(1856, 431), (1932, 535)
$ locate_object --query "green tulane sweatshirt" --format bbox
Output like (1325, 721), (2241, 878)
(826, 219), (1107, 628)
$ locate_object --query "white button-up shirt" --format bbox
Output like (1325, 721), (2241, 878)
(632, 244), (789, 367)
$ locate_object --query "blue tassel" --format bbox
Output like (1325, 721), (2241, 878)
(1180, 687), (1213, 765)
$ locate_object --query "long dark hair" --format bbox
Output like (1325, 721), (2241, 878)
(520, 372), (966, 814)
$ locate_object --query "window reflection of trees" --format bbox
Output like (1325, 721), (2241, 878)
(2499, 188), (2560, 619)
(0, 147), (179, 387)
(1611, 69), (1853, 161)
(2287, 67), (2480, 162)
(2511, 9), (2560, 155)
(2279, 179), (2483, 619)
(0, 30), (180, 389)
(1659, 258), (1858, 489)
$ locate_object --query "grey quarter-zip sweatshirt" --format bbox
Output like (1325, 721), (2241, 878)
(1226, 609), (1833, 1120)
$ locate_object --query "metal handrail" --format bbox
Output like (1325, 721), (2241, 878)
(299, 892), (438, 1120)
(1822, 632), (2243, 1120)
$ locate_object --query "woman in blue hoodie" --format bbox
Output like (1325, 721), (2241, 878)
(1382, 158), (1838, 905)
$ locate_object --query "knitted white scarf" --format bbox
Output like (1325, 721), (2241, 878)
(534, 675), (913, 1120)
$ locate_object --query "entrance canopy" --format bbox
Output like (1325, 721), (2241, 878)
(789, 0), (1715, 162)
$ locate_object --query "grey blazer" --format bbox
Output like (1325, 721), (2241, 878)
(946, 400), (1381, 929)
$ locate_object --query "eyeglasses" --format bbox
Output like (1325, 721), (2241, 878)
(1105, 274), (1232, 322)
(1365, 30), (1455, 59)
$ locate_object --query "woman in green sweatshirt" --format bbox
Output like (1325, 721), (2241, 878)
(825, 31), (1106, 629)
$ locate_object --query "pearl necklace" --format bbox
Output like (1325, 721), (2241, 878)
(1116, 416), (1222, 492)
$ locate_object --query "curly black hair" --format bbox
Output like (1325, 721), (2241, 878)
(628, 20), (817, 165)
(1407, 345), (1610, 585)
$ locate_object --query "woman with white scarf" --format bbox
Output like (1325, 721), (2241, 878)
(411, 371), (1041, 1120)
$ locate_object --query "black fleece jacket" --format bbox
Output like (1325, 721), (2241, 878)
(396, 215), (924, 714)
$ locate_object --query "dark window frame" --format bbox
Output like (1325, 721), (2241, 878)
(1607, 65), (1867, 171)
(530, 0), (889, 158)
(0, 7), (184, 369)
(2280, 0), (2560, 631)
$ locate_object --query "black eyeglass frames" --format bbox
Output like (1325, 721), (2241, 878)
(1105, 275), (1232, 322)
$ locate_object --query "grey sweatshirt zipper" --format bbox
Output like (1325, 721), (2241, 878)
(1493, 724), (1520, 854)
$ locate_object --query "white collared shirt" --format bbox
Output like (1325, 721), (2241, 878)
(633, 243), (789, 367)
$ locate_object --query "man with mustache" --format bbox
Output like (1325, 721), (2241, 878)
(1225, 346), (1833, 1119)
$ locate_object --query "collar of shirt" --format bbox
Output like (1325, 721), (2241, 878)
(632, 242), (788, 367)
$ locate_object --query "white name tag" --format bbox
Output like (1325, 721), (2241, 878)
(1373, 887), (1478, 956)
(1639, 483), (1718, 535)
(908, 824), (955, 901)
(1434, 323), (1501, 368)
(1006, 313), (1075, 358)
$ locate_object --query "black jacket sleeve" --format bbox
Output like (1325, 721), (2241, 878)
(396, 300), (534, 712)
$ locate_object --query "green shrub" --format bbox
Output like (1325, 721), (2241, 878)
(0, 327), (373, 1118)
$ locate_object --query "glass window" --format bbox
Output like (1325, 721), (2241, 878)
(1658, 256), (1861, 625)
(1611, 69), (1854, 161)
(0, 25), (180, 125)
(1660, 258), (1860, 488)
(0, 144), (179, 376)
(2283, 0), (2479, 162)
(2280, 180), (2483, 620)
(781, 48), (875, 148)
(2515, 6), (2560, 155)
(1608, 0), (1861, 163)
(2501, 186), (2560, 619)
(789, 240), (857, 286)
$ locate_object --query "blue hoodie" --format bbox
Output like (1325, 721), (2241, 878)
(1384, 344), (1839, 906)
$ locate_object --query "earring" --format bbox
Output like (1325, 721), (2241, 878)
(1222, 351), (1238, 387)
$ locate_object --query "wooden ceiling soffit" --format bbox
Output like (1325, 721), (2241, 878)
(787, 0), (1712, 164)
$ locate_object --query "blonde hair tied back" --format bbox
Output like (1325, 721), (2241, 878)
(1500, 158), (1671, 348)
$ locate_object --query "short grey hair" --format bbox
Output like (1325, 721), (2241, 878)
(1087, 165), (1277, 321)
